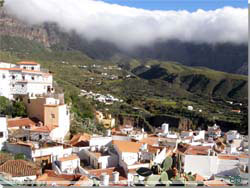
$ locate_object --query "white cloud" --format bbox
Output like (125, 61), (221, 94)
(4, 0), (248, 49)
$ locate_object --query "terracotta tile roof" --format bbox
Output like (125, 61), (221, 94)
(37, 170), (83, 186)
(184, 146), (211, 155)
(0, 68), (21, 71)
(204, 180), (229, 186)
(87, 167), (115, 177)
(8, 118), (38, 128)
(112, 140), (143, 153)
(58, 154), (79, 162)
(70, 133), (91, 146)
(30, 125), (58, 133)
(17, 61), (40, 65)
(0, 160), (40, 177)
(218, 155), (239, 160)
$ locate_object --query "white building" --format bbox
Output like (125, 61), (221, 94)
(112, 140), (143, 166)
(56, 154), (80, 174)
(226, 130), (240, 142)
(0, 117), (8, 150)
(5, 141), (73, 164)
(0, 61), (53, 100)
(161, 123), (169, 134)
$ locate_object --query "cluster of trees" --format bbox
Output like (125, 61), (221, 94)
(0, 96), (27, 117)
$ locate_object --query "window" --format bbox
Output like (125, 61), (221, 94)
(23, 66), (26, 69)
(22, 75), (25, 80)
(51, 114), (55, 118)
(12, 84), (14, 87)
(28, 99), (31, 104)
(39, 135), (42, 139)
(21, 84), (24, 88)
(2, 74), (5, 79)
(0, 132), (3, 138)
(12, 75), (15, 80)
(31, 76), (35, 80)
(31, 67), (34, 70)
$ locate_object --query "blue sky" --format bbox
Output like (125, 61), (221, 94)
(101, 0), (247, 11)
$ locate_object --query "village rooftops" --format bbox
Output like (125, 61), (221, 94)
(7, 117), (39, 129)
(37, 170), (88, 186)
(0, 160), (41, 177)
(8, 117), (58, 133)
(112, 140), (143, 153)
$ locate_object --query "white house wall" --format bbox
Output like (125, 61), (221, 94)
(184, 155), (218, 179)
(0, 117), (8, 150)
(89, 137), (112, 147)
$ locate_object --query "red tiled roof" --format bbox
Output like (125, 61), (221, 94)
(184, 146), (211, 155)
(17, 61), (40, 65)
(30, 125), (58, 133)
(0, 160), (40, 177)
(37, 170), (83, 186)
(8, 118), (38, 128)
(218, 155), (239, 160)
(70, 133), (91, 146)
(0, 68), (21, 71)
(112, 140), (142, 153)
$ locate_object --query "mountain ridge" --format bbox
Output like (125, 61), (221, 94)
(0, 8), (247, 75)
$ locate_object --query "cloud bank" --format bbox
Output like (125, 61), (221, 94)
(4, 0), (248, 49)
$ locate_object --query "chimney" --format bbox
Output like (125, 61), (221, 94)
(112, 171), (119, 184)
(101, 173), (109, 186)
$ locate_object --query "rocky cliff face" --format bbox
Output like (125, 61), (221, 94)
(0, 9), (59, 47)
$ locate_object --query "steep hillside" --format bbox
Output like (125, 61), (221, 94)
(129, 61), (248, 100)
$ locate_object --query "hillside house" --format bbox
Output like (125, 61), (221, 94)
(5, 141), (73, 167)
(0, 61), (53, 100)
(22, 95), (70, 142)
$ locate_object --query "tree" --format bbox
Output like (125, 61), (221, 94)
(0, 96), (13, 116)
(0, 96), (27, 117)
(12, 101), (27, 117)
(0, 0), (4, 7)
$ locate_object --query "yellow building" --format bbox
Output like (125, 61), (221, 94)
(95, 111), (115, 129)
